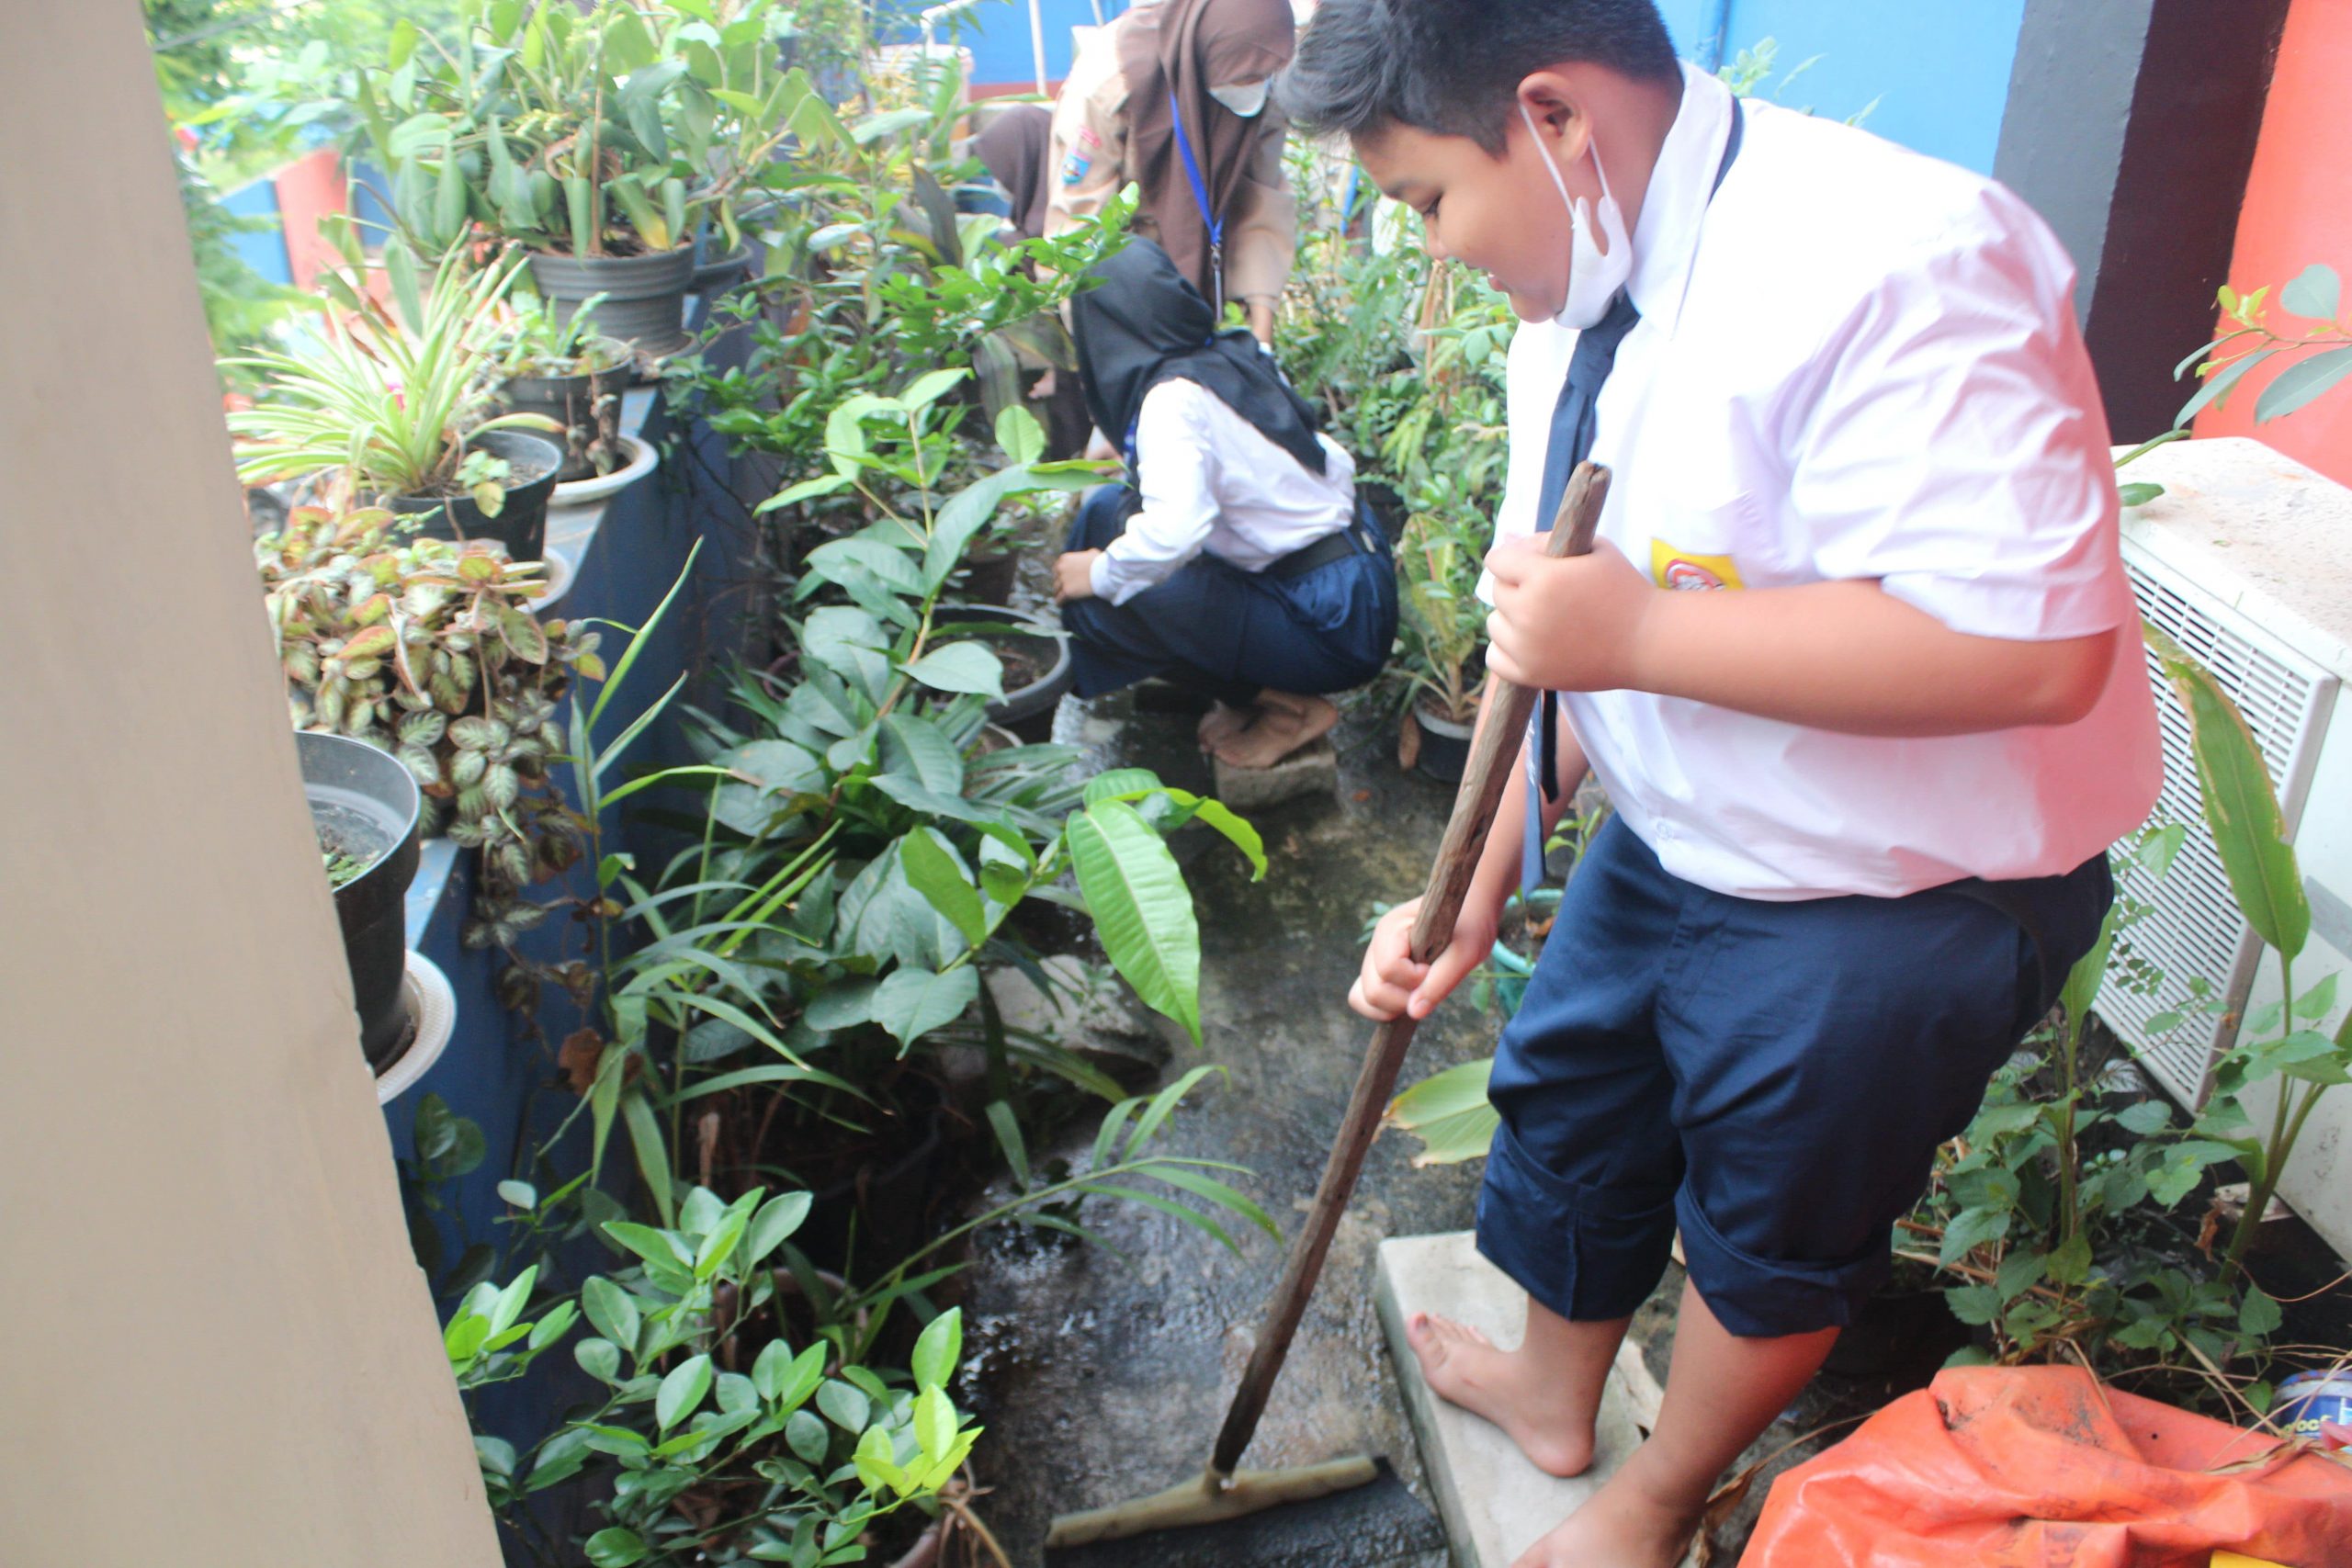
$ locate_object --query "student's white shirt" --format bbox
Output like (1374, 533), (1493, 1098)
(1089, 377), (1358, 605)
(1486, 63), (2161, 900)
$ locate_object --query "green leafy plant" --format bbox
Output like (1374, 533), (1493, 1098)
(492, 289), (634, 378)
(226, 244), (560, 513)
(2176, 265), (2352, 431)
(258, 503), (599, 943)
(465, 1074), (1271, 1565)
(355, 0), (803, 259)
(2143, 627), (2352, 1279)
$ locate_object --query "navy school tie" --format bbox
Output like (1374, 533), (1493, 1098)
(1521, 290), (1643, 894)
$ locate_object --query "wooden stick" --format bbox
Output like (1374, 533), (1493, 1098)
(1207, 462), (1612, 1481)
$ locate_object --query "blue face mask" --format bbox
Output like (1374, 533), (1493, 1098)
(1521, 100), (1634, 329)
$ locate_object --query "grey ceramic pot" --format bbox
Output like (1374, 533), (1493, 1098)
(526, 244), (695, 356)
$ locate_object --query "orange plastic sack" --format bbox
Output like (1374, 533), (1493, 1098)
(1743, 1366), (2352, 1567)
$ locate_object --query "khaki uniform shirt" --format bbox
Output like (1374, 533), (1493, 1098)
(1045, 15), (1295, 310)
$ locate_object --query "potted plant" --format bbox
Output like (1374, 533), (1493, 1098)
(259, 504), (603, 951)
(355, 0), (803, 355)
(227, 248), (566, 561)
(1394, 481), (1489, 784)
(489, 293), (634, 483)
(300, 728), (423, 1070)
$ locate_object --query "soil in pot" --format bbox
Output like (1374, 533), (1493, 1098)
(935, 607), (1072, 744)
(388, 429), (562, 563)
(300, 731), (422, 1071)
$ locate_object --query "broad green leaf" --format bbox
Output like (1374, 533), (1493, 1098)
(2175, 347), (2278, 426)
(913, 1384), (958, 1464)
(2117, 481), (2165, 509)
(656, 1354), (714, 1432)
(747, 1191), (813, 1266)
(1082, 768), (1161, 806)
(2254, 344), (2352, 425)
(2149, 625), (2308, 959)
(995, 405), (1046, 466)
(585, 1528), (649, 1567)
(2279, 264), (2341, 321)
(902, 367), (970, 410)
(880, 712), (965, 795)
(1945, 1283), (2001, 1326)
(911, 1306), (963, 1392)
(786, 1408), (830, 1462)
(1068, 801), (1202, 1044)
(816, 1378), (870, 1432)
(2239, 1282), (2283, 1337)
(1384, 1057), (1499, 1167)
(985, 1100), (1029, 1188)
(899, 831), (988, 946)
(872, 965), (980, 1045)
(582, 1277), (640, 1355)
(1124, 1063), (1224, 1158)
(576, 1337), (622, 1383)
(901, 642), (1005, 699)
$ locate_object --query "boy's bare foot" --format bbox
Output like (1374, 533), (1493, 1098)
(1405, 1313), (1597, 1478)
(1508, 1459), (1700, 1568)
(1210, 692), (1338, 770)
(1196, 701), (1250, 750)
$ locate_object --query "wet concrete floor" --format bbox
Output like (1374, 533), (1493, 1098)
(956, 690), (1487, 1565)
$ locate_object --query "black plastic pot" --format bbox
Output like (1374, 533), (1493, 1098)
(956, 550), (1018, 607)
(388, 430), (562, 562)
(937, 605), (1073, 744)
(300, 731), (423, 1072)
(498, 356), (631, 482)
(527, 244), (695, 356)
(1413, 700), (1476, 784)
(797, 1104), (946, 1273)
(691, 240), (756, 299)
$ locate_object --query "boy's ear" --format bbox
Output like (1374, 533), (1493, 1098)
(1514, 71), (1594, 162)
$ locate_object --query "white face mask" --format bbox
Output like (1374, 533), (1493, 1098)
(1520, 100), (1633, 330)
(1207, 78), (1271, 118)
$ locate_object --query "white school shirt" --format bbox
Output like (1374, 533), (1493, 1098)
(1484, 63), (2162, 900)
(1089, 377), (1359, 605)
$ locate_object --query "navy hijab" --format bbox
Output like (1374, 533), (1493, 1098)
(1070, 237), (1327, 477)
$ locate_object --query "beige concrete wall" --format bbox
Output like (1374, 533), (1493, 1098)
(0, 5), (503, 1563)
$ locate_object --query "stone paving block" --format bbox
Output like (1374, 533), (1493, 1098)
(1212, 736), (1339, 812)
(1375, 1231), (1645, 1568)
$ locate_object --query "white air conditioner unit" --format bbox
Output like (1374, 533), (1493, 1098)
(2101, 437), (2352, 1259)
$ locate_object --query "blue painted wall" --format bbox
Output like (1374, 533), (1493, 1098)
(1679, 0), (2028, 175)
(942, 0), (2025, 175)
(220, 176), (293, 285)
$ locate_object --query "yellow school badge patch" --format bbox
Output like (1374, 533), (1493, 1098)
(1650, 540), (1744, 592)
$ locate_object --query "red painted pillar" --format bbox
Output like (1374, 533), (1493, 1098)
(2193, 0), (2352, 485)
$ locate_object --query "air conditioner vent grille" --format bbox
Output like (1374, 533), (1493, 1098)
(2107, 553), (2333, 1104)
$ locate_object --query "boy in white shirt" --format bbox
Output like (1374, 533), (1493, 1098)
(1287, 2), (2163, 1562)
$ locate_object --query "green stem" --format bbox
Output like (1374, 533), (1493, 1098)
(2226, 952), (2296, 1275)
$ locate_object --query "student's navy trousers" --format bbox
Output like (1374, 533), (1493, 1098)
(1479, 815), (2112, 1337)
(1058, 485), (1397, 705)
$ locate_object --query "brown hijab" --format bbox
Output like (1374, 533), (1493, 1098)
(973, 104), (1053, 240)
(1116, 0), (1296, 307)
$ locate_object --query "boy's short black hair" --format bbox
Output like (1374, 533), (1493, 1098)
(1280, 0), (1680, 154)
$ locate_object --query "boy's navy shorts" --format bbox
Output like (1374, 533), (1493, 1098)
(1476, 815), (2112, 1338)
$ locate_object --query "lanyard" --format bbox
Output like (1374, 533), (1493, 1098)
(1167, 89), (1227, 317)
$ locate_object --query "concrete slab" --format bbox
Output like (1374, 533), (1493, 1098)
(1213, 737), (1339, 812)
(1375, 1232), (1646, 1568)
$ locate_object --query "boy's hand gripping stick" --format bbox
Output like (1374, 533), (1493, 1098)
(1207, 461), (1612, 1481)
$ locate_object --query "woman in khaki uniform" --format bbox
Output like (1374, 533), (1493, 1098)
(1046, 0), (1298, 345)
